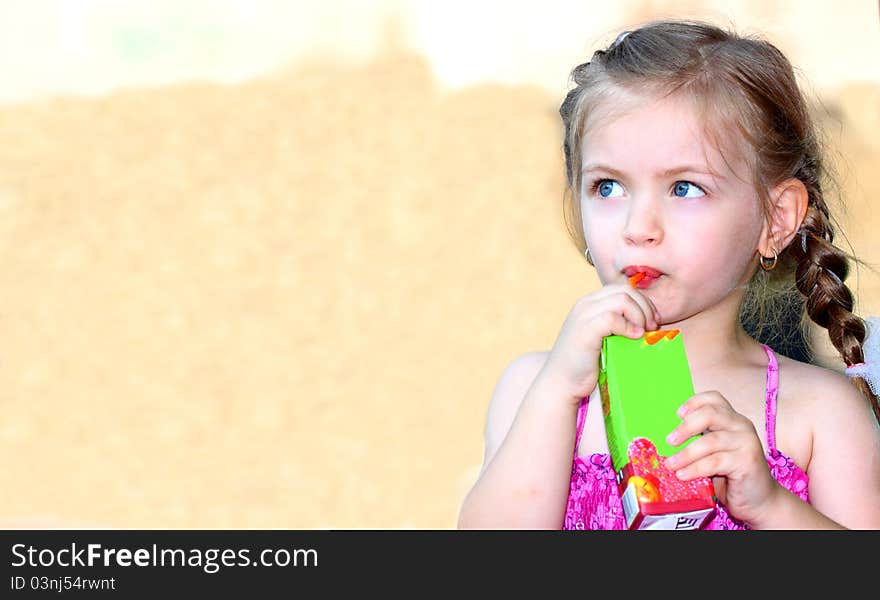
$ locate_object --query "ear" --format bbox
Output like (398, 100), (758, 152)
(758, 178), (809, 256)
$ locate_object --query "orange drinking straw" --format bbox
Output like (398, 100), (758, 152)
(628, 272), (646, 287)
(644, 330), (667, 345)
(644, 330), (680, 344)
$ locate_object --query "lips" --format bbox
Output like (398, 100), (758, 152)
(623, 265), (664, 289)
(623, 265), (664, 279)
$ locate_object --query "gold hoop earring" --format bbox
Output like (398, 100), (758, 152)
(584, 247), (594, 266)
(760, 247), (778, 271)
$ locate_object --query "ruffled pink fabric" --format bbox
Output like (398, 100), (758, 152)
(563, 449), (809, 530)
(563, 344), (810, 530)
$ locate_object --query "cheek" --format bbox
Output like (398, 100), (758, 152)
(673, 225), (757, 289)
(583, 221), (617, 259)
(582, 202), (622, 244)
(675, 204), (761, 255)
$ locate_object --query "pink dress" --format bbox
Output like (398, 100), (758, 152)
(563, 344), (810, 530)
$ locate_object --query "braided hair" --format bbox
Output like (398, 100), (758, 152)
(558, 19), (879, 421)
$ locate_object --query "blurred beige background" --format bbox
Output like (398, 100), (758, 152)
(0, 1), (878, 529)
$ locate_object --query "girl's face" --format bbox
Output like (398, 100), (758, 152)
(580, 92), (765, 325)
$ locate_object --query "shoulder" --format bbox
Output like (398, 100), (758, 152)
(491, 351), (550, 400)
(777, 354), (880, 527)
(776, 353), (873, 424)
(486, 351), (550, 430)
(481, 351), (550, 465)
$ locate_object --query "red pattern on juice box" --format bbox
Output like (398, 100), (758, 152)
(627, 437), (714, 504)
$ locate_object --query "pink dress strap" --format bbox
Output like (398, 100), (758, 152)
(761, 343), (779, 452)
(573, 396), (588, 459)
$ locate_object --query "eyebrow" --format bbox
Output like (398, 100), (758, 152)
(581, 163), (723, 179)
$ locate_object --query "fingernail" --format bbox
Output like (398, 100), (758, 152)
(666, 432), (677, 445)
(666, 454), (678, 468)
(676, 404), (687, 418)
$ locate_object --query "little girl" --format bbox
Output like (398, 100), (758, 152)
(457, 19), (880, 530)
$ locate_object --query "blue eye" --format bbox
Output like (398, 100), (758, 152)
(673, 181), (705, 198)
(594, 179), (624, 198)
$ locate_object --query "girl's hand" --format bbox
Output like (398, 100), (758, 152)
(538, 283), (660, 407)
(665, 391), (781, 527)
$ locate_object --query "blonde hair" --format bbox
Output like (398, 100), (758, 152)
(558, 19), (878, 419)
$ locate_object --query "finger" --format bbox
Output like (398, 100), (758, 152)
(667, 432), (742, 480)
(666, 405), (723, 446)
(627, 287), (662, 326)
(665, 431), (737, 472)
(676, 390), (731, 419)
(615, 285), (661, 329)
(585, 284), (660, 329)
(576, 307), (646, 358)
(673, 453), (727, 481)
(589, 310), (646, 342)
(671, 404), (754, 449)
(585, 291), (657, 332)
(645, 296), (661, 326)
(575, 309), (644, 358)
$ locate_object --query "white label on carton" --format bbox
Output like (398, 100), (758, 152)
(638, 508), (714, 530)
(622, 479), (714, 530)
(621, 480), (640, 529)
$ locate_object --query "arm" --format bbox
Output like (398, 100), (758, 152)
(458, 283), (660, 529)
(457, 352), (585, 529)
(754, 373), (880, 530)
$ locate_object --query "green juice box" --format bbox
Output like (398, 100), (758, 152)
(599, 330), (717, 530)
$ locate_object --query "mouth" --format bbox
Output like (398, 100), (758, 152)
(623, 265), (665, 289)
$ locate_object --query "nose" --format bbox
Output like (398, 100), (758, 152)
(622, 196), (664, 246)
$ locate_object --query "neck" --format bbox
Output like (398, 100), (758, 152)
(659, 287), (760, 373)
